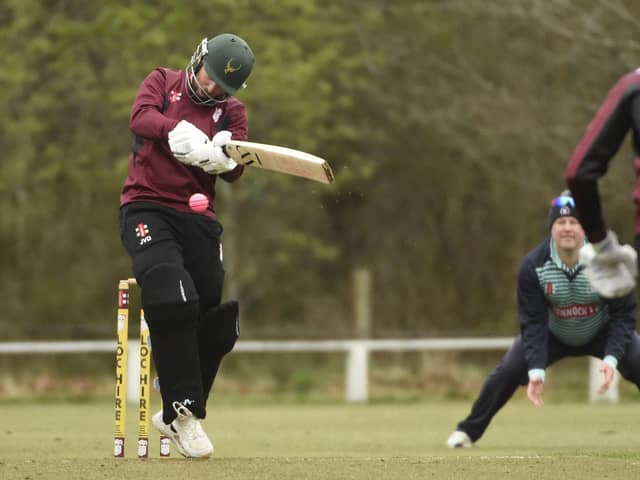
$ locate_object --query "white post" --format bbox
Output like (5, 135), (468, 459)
(347, 268), (372, 403)
(346, 343), (369, 402)
(588, 356), (619, 403)
(127, 340), (141, 404)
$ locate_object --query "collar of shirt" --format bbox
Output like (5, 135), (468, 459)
(549, 238), (582, 276)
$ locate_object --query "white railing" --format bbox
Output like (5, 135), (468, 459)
(0, 338), (617, 403)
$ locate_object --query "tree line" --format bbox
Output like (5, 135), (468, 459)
(0, 0), (638, 341)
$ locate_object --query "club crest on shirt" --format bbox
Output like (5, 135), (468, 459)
(546, 282), (554, 295)
(213, 107), (223, 123)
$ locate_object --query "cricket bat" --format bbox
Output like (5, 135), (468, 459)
(223, 140), (335, 184)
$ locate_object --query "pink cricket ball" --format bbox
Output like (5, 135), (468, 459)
(189, 193), (209, 212)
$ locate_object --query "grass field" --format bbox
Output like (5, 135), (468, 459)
(1, 396), (639, 479)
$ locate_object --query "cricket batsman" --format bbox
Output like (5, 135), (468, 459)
(119, 33), (254, 458)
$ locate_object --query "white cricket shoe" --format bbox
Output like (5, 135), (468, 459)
(152, 402), (214, 458)
(446, 430), (472, 448)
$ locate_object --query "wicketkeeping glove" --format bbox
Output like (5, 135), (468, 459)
(580, 230), (638, 298)
(168, 120), (209, 165)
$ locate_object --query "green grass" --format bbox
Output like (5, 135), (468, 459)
(1, 397), (640, 479)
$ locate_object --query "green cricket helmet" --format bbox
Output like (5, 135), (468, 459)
(186, 34), (255, 103)
(203, 34), (255, 95)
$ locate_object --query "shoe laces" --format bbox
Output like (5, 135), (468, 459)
(172, 401), (202, 441)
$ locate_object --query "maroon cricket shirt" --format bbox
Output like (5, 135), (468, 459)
(120, 67), (247, 219)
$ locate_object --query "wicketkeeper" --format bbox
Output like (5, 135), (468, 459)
(566, 69), (640, 299)
(119, 33), (255, 458)
(447, 192), (640, 448)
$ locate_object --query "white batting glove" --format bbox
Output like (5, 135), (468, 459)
(190, 130), (237, 174)
(168, 120), (209, 165)
(211, 130), (232, 147)
(580, 231), (638, 298)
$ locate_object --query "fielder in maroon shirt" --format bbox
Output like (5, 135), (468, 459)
(119, 33), (255, 458)
(565, 69), (639, 299)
